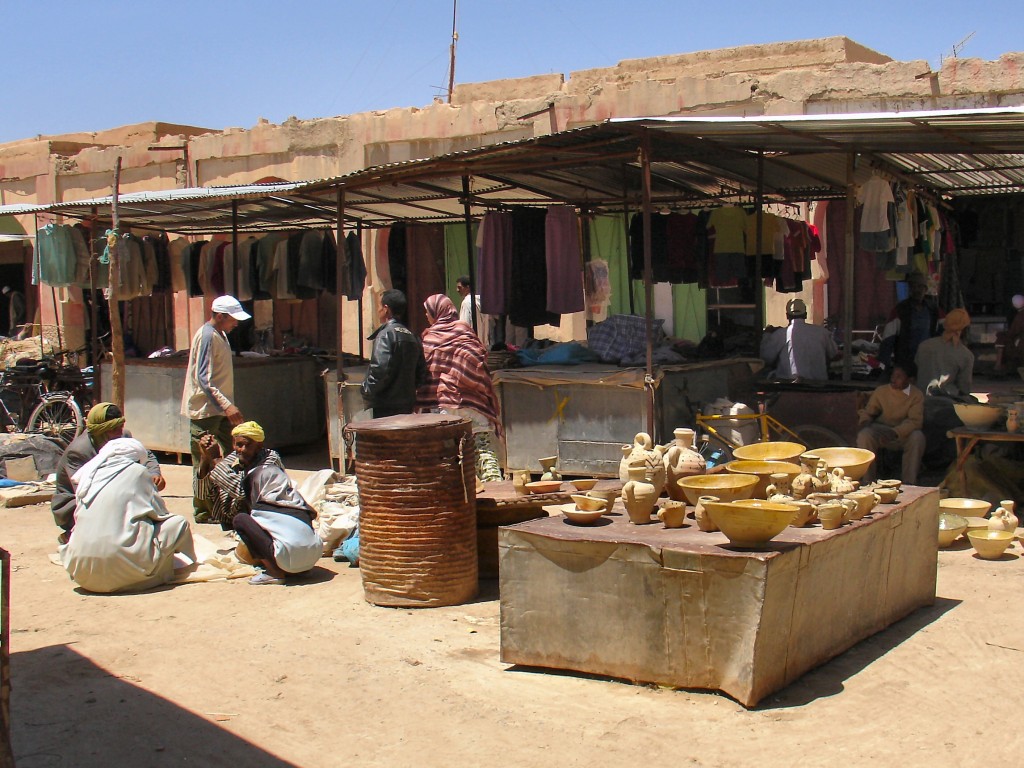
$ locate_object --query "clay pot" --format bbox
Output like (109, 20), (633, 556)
(511, 470), (531, 494)
(844, 490), (879, 520)
(657, 500), (687, 528)
(817, 502), (846, 530)
(694, 495), (721, 532)
(788, 499), (817, 527)
(829, 467), (856, 495)
(875, 486), (899, 504)
(538, 456), (561, 482)
(989, 500), (1019, 533)
(621, 462), (658, 525)
(792, 456), (831, 499)
(766, 472), (795, 502)
(619, 432), (666, 496)
(664, 428), (706, 501)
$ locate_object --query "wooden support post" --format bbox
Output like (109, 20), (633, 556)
(843, 153), (857, 382)
(461, 175), (478, 333)
(108, 157), (126, 410)
(639, 133), (656, 437)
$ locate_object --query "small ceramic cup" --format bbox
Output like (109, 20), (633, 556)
(817, 502), (846, 530)
(875, 486), (899, 503)
(845, 490), (878, 520)
(511, 470), (531, 494)
(657, 500), (687, 529)
(789, 499), (816, 527)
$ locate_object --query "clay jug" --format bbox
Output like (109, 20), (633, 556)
(1007, 408), (1020, 434)
(766, 472), (795, 502)
(656, 500), (687, 528)
(619, 432), (666, 496)
(791, 454), (823, 499)
(664, 428), (706, 501)
(829, 467), (856, 495)
(621, 462), (658, 524)
(538, 456), (561, 482)
(694, 495), (720, 532)
(988, 500), (1019, 533)
(788, 499), (817, 527)
(817, 502), (846, 530)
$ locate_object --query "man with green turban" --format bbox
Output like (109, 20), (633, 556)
(51, 402), (165, 544)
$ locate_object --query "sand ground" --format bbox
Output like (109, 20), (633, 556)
(3, 457), (1024, 768)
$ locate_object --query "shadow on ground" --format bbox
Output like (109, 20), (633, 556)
(11, 645), (298, 768)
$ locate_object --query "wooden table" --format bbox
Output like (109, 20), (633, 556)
(947, 426), (1024, 494)
(499, 487), (938, 706)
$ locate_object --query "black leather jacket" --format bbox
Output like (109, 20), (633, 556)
(360, 319), (427, 415)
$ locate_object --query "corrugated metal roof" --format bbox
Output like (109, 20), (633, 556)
(3, 108), (1024, 233)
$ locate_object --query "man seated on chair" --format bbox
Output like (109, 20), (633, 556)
(856, 362), (925, 485)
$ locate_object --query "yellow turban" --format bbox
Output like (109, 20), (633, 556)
(231, 421), (265, 443)
(942, 308), (971, 343)
(86, 402), (125, 438)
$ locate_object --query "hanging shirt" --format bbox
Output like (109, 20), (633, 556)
(545, 206), (585, 314)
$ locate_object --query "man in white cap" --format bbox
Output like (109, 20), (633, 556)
(181, 295), (250, 521)
(759, 298), (839, 381)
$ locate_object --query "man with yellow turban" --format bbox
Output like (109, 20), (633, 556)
(914, 307), (976, 468)
(196, 420), (321, 585)
(51, 402), (165, 544)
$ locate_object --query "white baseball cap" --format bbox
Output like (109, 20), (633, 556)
(211, 295), (251, 320)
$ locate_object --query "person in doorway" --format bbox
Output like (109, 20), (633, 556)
(995, 294), (1024, 373)
(59, 437), (195, 593)
(2, 286), (26, 337)
(197, 421), (320, 585)
(856, 362), (926, 485)
(417, 293), (503, 481)
(181, 294), (249, 521)
(455, 275), (490, 348)
(878, 272), (942, 370)
(361, 289), (427, 418)
(759, 298), (839, 381)
(51, 402), (165, 545)
(915, 307), (975, 467)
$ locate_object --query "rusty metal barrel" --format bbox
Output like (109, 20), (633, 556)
(346, 413), (478, 607)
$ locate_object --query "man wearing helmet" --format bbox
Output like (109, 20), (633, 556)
(759, 298), (839, 381)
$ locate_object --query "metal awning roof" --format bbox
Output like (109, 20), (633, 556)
(3, 107), (1024, 234)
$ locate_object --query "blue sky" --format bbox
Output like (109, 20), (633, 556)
(2, 0), (1021, 145)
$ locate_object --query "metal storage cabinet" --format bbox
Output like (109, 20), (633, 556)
(494, 359), (758, 477)
(99, 355), (325, 455)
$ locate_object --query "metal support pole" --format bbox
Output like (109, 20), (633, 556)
(356, 220), (364, 357)
(336, 189), (346, 378)
(461, 175), (478, 333)
(639, 133), (656, 437)
(754, 152), (765, 340)
(843, 153), (857, 382)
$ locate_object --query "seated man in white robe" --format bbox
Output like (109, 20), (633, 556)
(60, 438), (195, 593)
(197, 420), (321, 585)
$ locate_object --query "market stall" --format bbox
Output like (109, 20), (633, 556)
(499, 486), (939, 706)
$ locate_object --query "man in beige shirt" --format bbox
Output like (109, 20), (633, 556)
(857, 362), (926, 484)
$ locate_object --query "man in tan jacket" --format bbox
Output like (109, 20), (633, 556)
(857, 362), (926, 484)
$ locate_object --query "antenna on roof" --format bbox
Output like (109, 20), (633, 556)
(940, 31), (976, 66)
(447, 0), (459, 104)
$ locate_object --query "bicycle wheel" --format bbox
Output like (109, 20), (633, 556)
(793, 424), (847, 450)
(26, 393), (84, 448)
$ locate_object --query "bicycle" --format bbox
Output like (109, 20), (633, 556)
(0, 359), (85, 448)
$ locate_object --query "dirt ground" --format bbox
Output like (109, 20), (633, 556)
(4, 455), (1024, 768)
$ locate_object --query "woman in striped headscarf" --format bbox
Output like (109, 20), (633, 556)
(417, 293), (503, 481)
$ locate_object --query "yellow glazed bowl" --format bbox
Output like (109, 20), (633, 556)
(937, 512), (968, 547)
(526, 480), (562, 494)
(967, 529), (1014, 559)
(939, 497), (992, 517)
(953, 403), (1003, 430)
(570, 494), (607, 512)
(724, 460), (801, 498)
(804, 447), (875, 481)
(704, 499), (798, 548)
(545, 503), (604, 525)
(570, 478), (598, 492)
(677, 473), (758, 505)
(731, 441), (807, 463)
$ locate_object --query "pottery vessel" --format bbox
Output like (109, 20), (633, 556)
(511, 469), (531, 493)
(788, 499), (817, 527)
(805, 491), (842, 507)
(875, 486), (899, 504)
(792, 457), (832, 499)
(845, 490), (879, 520)
(988, 500), (1019, 533)
(538, 456), (561, 482)
(657, 500), (687, 528)
(1007, 408), (1020, 433)
(664, 428), (706, 501)
(619, 432), (666, 496)
(968, 529), (1014, 559)
(765, 472), (795, 502)
(694, 495), (721, 532)
(817, 502), (847, 530)
(621, 462), (658, 524)
(829, 467), (857, 495)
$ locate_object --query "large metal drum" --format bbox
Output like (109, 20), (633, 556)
(347, 413), (478, 607)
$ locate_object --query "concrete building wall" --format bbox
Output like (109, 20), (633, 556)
(3, 36), (1024, 351)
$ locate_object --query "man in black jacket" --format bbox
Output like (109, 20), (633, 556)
(361, 289), (427, 418)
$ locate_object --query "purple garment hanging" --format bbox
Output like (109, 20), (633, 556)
(545, 206), (585, 314)
(479, 211), (513, 315)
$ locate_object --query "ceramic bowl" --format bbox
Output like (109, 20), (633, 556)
(937, 512), (968, 547)
(570, 478), (598, 492)
(724, 460), (802, 498)
(525, 480), (562, 494)
(939, 497), (992, 517)
(704, 499), (798, 548)
(953, 402), (1003, 430)
(731, 441), (807, 463)
(570, 493), (607, 512)
(967, 529), (1014, 559)
(544, 503), (602, 525)
(804, 447), (875, 481)
(963, 516), (990, 537)
(677, 473), (758, 505)
(585, 488), (619, 513)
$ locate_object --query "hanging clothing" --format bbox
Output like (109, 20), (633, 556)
(478, 211), (513, 315)
(706, 206), (748, 287)
(545, 206), (585, 314)
(510, 208), (558, 328)
(344, 231), (366, 300)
